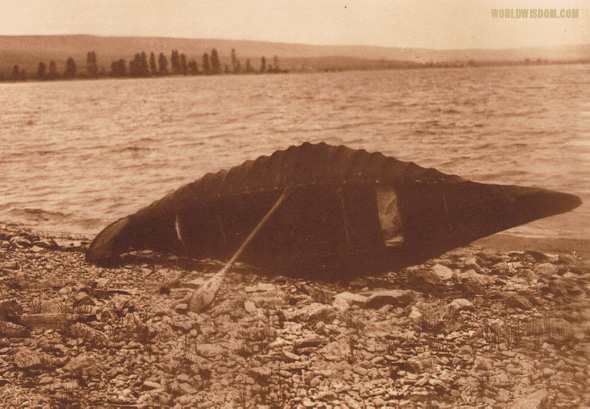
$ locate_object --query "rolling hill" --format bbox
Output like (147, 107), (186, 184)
(0, 35), (588, 77)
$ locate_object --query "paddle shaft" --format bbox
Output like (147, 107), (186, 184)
(225, 189), (290, 268)
(189, 189), (290, 313)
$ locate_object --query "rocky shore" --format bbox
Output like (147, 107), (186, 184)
(1, 227), (590, 408)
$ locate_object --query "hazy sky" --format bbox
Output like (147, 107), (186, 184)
(1, 0), (587, 49)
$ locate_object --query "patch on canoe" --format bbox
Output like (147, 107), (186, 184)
(376, 187), (404, 247)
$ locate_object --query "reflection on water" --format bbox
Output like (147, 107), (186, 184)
(1, 64), (589, 239)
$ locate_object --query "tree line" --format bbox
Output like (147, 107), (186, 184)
(3, 48), (285, 82)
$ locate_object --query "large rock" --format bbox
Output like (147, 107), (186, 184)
(0, 321), (30, 338)
(291, 303), (337, 324)
(505, 294), (533, 309)
(408, 268), (442, 293)
(332, 292), (368, 311)
(0, 300), (23, 319)
(448, 299), (474, 313)
(13, 349), (42, 369)
(535, 263), (559, 277)
(364, 290), (416, 309)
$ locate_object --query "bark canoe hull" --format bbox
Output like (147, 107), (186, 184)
(86, 143), (582, 277)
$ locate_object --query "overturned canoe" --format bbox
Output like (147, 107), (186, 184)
(87, 142), (581, 277)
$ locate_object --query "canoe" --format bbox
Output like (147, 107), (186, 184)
(86, 142), (581, 277)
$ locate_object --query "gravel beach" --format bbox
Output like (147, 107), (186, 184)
(1, 226), (589, 408)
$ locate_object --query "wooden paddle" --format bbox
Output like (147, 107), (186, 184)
(188, 189), (291, 313)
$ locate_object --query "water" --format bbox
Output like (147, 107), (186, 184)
(1, 64), (589, 240)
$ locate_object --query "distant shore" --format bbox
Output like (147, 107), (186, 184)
(2, 57), (589, 84)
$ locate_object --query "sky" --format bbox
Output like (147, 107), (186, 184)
(0, 0), (588, 50)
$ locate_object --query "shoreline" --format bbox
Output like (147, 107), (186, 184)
(474, 234), (590, 260)
(1, 226), (590, 407)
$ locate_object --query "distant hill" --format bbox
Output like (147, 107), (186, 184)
(1, 35), (589, 77)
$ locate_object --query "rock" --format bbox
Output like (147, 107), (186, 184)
(497, 388), (510, 402)
(292, 303), (337, 324)
(353, 366), (368, 376)
(464, 257), (483, 272)
(333, 292), (368, 311)
(557, 253), (579, 265)
(294, 337), (324, 349)
(536, 263), (559, 277)
(249, 367), (271, 379)
(408, 268), (441, 292)
(457, 269), (489, 295)
(348, 278), (369, 289)
(244, 283), (275, 293)
(431, 264), (454, 280)
(459, 269), (492, 285)
(409, 390), (431, 402)
(0, 261), (19, 270)
(0, 321), (30, 338)
(178, 382), (198, 394)
(525, 250), (549, 262)
(301, 397), (314, 407)
(516, 269), (536, 281)
(197, 344), (225, 357)
(64, 353), (96, 372)
(319, 339), (351, 361)
(185, 277), (206, 289)
(71, 322), (108, 345)
(448, 298), (474, 312)
(0, 299), (23, 319)
(33, 239), (58, 249)
(10, 237), (32, 248)
(404, 356), (434, 373)
(506, 294), (533, 309)
(511, 389), (549, 409)
(38, 375), (53, 385)
(243, 300), (257, 313)
(13, 349), (42, 369)
(408, 306), (422, 322)
(162, 271), (182, 289)
(143, 380), (162, 390)
(281, 350), (300, 361)
(175, 303), (188, 313)
(177, 395), (192, 405)
(364, 290), (416, 309)
(73, 293), (94, 309)
(545, 279), (568, 297)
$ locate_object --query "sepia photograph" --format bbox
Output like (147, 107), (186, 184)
(0, 0), (589, 407)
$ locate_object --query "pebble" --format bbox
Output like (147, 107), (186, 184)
(143, 380), (162, 389)
(448, 298), (474, 312)
(431, 264), (454, 280)
(497, 388), (510, 402)
(244, 300), (257, 313)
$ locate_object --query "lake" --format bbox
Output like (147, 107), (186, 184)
(1, 64), (589, 241)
